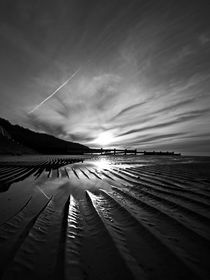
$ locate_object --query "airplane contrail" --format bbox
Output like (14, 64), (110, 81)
(36, 186), (50, 199)
(28, 68), (81, 114)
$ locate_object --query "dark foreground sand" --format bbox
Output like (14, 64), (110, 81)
(0, 155), (210, 280)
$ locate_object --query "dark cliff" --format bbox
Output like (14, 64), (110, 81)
(0, 118), (90, 155)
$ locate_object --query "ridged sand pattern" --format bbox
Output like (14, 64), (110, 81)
(0, 156), (210, 279)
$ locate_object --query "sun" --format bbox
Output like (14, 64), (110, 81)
(94, 131), (115, 146)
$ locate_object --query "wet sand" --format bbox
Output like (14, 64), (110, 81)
(0, 155), (210, 280)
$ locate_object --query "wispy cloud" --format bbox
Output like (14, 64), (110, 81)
(1, 1), (210, 154)
(118, 108), (210, 137)
(110, 100), (149, 121)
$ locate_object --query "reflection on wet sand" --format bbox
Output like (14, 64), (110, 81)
(0, 155), (210, 279)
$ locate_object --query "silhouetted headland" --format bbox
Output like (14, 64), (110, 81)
(0, 118), (89, 155)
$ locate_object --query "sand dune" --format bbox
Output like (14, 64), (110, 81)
(0, 156), (210, 279)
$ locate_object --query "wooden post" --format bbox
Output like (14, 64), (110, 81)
(114, 148), (116, 155)
(124, 149), (127, 155)
(101, 148), (103, 155)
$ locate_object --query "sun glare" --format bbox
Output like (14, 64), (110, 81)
(94, 158), (111, 171)
(94, 131), (114, 146)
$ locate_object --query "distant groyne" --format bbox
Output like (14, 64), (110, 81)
(87, 148), (181, 156)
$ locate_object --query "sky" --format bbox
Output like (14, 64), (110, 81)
(0, 0), (210, 155)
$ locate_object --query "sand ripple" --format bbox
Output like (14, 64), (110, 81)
(0, 156), (210, 279)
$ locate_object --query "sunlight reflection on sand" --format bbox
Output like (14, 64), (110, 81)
(92, 157), (112, 171)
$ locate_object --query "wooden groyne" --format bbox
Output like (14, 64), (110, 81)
(88, 148), (137, 155)
(142, 151), (181, 156)
(88, 148), (181, 156)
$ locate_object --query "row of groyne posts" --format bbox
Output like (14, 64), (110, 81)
(88, 149), (181, 156)
(89, 148), (137, 155)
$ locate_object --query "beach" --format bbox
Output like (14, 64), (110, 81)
(0, 155), (210, 280)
